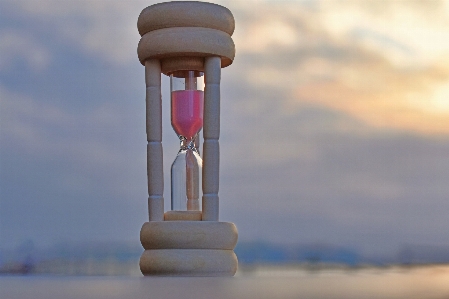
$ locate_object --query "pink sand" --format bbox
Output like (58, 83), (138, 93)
(171, 90), (204, 139)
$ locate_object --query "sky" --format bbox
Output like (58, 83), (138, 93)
(1, 0), (449, 258)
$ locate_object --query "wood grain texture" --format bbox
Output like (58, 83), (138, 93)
(144, 59), (164, 221)
(140, 249), (238, 276)
(140, 221), (238, 249)
(138, 1), (235, 36)
(148, 196), (164, 221)
(202, 194), (219, 221)
(202, 56), (221, 221)
(138, 27), (234, 66)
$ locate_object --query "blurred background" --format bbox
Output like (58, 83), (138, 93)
(1, 0), (449, 275)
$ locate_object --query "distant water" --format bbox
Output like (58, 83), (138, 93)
(1, 265), (449, 299)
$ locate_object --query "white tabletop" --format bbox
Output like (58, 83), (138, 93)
(1, 265), (448, 299)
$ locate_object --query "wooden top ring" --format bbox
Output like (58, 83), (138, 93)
(138, 1), (235, 36)
(137, 27), (235, 66)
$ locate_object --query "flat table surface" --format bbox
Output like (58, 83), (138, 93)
(1, 265), (449, 299)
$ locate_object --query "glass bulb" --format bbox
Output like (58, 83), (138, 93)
(170, 71), (204, 211)
(171, 138), (202, 211)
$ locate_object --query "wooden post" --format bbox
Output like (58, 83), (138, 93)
(145, 59), (164, 221)
(202, 56), (221, 221)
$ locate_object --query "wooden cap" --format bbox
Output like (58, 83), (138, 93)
(140, 249), (238, 276)
(137, 1), (235, 36)
(138, 27), (234, 67)
(137, 1), (235, 68)
(140, 221), (238, 250)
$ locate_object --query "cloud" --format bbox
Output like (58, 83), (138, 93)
(226, 0), (449, 135)
(0, 82), (148, 246)
(3, 0), (153, 66)
(6, 0), (448, 135)
(0, 81), (148, 191)
(0, 29), (50, 71)
(295, 60), (449, 134)
(319, 0), (449, 65)
(1, 0), (449, 256)
(221, 129), (449, 254)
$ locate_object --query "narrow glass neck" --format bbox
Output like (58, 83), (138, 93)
(179, 135), (199, 152)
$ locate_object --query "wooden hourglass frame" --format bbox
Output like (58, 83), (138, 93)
(137, 1), (238, 276)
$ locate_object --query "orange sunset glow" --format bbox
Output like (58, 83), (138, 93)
(232, 0), (449, 135)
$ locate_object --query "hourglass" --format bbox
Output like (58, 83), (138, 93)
(136, 1), (238, 276)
